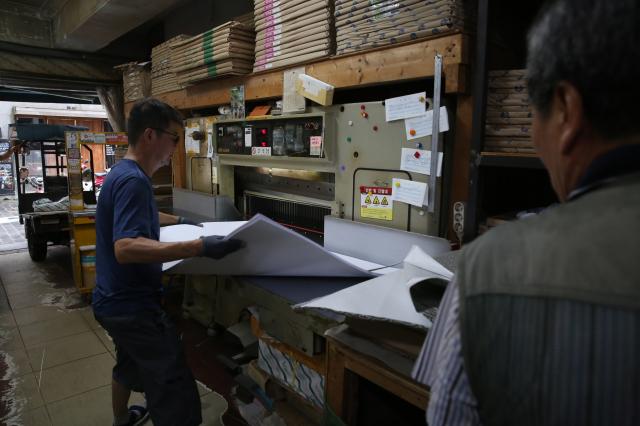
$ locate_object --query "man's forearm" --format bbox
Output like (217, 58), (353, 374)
(114, 236), (203, 264)
(159, 212), (180, 226)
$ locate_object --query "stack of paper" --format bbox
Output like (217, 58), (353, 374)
(485, 69), (535, 154)
(334, 0), (469, 55)
(151, 35), (190, 96)
(170, 20), (256, 86)
(253, 0), (334, 72)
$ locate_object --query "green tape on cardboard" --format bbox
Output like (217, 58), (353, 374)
(207, 62), (217, 77)
(202, 32), (214, 62)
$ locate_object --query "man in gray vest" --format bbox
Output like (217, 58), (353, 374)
(412, 0), (640, 424)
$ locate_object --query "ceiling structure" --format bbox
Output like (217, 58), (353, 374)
(0, 0), (184, 51)
(0, 0), (185, 102)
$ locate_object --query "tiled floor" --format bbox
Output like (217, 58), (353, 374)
(0, 247), (229, 425)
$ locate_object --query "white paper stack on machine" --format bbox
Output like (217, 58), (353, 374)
(335, 0), (469, 55)
(485, 69), (536, 154)
(253, 0), (334, 72)
(170, 19), (256, 87)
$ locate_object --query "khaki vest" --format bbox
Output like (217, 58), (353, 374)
(457, 173), (640, 426)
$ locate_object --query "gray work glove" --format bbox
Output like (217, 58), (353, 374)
(200, 235), (244, 259)
(178, 216), (203, 227)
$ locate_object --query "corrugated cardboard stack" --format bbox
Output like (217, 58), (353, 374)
(235, 11), (255, 29)
(115, 62), (150, 102)
(170, 20), (255, 86)
(484, 69), (535, 154)
(151, 35), (190, 96)
(253, 0), (334, 72)
(335, 0), (468, 55)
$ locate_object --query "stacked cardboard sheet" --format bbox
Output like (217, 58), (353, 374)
(170, 21), (255, 86)
(253, 0), (334, 72)
(485, 69), (535, 154)
(235, 11), (255, 29)
(151, 35), (190, 96)
(115, 62), (150, 102)
(335, 0), (468, 55)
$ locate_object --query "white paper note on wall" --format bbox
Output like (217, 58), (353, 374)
(400, 148), (443, 176)
(404, 107), (449, 140)
(392, 178), (428, 207)
(385, 92), (427, 122)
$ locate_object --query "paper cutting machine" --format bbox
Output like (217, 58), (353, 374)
(177, 99), (454, 346)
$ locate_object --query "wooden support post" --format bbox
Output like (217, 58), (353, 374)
(448, 95), (474, 241)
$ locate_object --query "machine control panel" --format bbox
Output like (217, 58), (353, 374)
(216, 116), (324, 157)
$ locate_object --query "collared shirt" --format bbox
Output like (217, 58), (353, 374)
(413, 144), (640, 425)
(412, 279), (479, 425)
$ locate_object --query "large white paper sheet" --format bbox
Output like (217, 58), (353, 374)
(385, 92), (427, 122)
(331, 253), (399, 275)
(400, 148), (443, 177)
(403, 246), (453, 279)
(404, 107), (450, 140)
(295, 246), (452, 329)
(160, 214), (377, 277)
(161, 221), (246, 271)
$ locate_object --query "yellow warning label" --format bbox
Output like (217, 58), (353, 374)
(360, 193), (393, 221)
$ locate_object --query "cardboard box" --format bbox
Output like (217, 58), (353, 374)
(295, 74), (334, 106)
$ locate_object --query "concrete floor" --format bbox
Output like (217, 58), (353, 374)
(0, 197), (26, 252)
(0, 199), (230, 425)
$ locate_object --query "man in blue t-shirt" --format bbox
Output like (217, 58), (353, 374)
(94, 98), (242, 426)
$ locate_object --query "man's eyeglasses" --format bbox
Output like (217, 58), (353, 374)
(151, 128), (180, 145)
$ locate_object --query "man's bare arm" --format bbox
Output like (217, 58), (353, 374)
(114, 236), (203, 264)
(159, 212), (180, 226)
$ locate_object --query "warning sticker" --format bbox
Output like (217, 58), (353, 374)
(360, 186), (393, 221)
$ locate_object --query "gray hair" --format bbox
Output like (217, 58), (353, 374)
(526, 0), (640, 139)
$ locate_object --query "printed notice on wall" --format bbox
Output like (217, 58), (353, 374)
(385, 92), (427, 122)
(392, 178), (428, 207)
(404, 107), (450, 140)
(400, 148), (443, 176)
(360, 186), (393, 221)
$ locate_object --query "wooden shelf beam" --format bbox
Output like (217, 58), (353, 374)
(126, 33), (468, 113)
